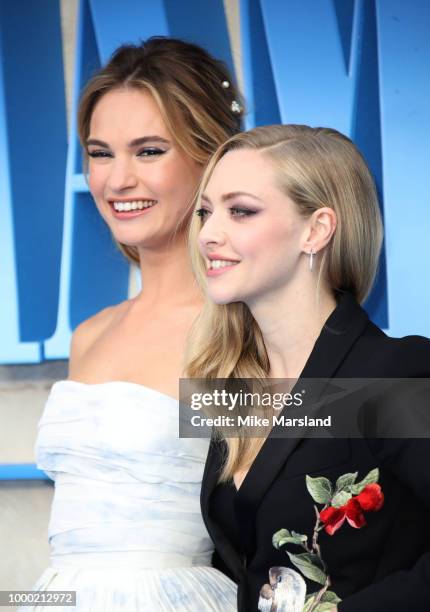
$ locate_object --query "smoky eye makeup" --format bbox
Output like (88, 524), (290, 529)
(86, 147), (168, 160)
(87, 149), (111, 158)
(194, 205), (260, 223)
(195, 207), (210, 219)
(136, 147), (167, 157)
(86, 134), (171, 159)
(229, 206), (259, 217)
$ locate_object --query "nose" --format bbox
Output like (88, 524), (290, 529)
(198, 210), (227, 251)
(106, 156), (138, 193)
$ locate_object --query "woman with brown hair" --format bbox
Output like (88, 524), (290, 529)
(23, 37), (242, 611)
(187, 124), (430, 611)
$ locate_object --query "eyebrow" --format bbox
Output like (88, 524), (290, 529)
(86, 136), (170, 148)
(201, 191), (263, 204)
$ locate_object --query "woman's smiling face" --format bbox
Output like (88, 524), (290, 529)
(197, 148), (309, 307)
(87, 87), (202, 249)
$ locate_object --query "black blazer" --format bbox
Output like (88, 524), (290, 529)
(201, 292), (430, 611)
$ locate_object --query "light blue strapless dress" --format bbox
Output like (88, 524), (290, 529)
(21, 381), (237, 611)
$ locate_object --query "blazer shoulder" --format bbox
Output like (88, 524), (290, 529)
(362, 322), (430, 376)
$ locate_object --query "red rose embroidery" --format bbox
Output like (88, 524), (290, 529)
(320, 483), (384, 535)
(270, 469), (382, 610)
(356, 483), (384, 511)
(344, 497), (366, 528)
(318, 506), (345, 535)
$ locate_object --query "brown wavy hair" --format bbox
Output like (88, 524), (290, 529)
(78, 36), (244, 264)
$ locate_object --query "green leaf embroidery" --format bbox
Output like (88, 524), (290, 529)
(272, 528), (291, 549)
(335, 472), (358, 493)
(331, 490), (352, 508)
(350, 467), (379, 495)
(314, 602), (338, 611)
(273, 528), (308, 548)
(281, 533), (308, 546)
(303, 594), (317, 612)
(321, 591), (342, 604)
(272, 469), (380, 611)
(305, 593), (316, 602)
(306, 475), (333, 504)
(291, 530), (308, 543)
(286, 551), (327, 585)
(303, 591), (341, 612)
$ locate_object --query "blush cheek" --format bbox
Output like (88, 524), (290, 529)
(88, 170), (106, 206)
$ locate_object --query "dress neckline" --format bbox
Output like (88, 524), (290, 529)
(53, 379), (179, 403)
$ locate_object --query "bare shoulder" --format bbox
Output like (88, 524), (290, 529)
(68, 302), (127, 376)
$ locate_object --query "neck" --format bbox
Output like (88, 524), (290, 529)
(249, 279), (337, 380)
(132, 233), (202, 309)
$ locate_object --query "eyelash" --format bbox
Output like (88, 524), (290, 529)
(87, 148), (165, 158)
(195, 207), (258, 220)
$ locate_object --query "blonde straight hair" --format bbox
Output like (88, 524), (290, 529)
(185, 124), (383, 482)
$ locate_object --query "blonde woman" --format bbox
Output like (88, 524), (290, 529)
(187, 125), (430, 611)
(24, 38), (243, 611)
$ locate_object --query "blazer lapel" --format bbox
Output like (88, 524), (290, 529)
(235, 292), (370, 558)
(201, 437), (245, 579)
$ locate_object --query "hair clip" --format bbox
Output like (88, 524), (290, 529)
(221, 80), (242, 114)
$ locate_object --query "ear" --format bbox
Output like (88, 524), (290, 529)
(302, 207), (337, 254)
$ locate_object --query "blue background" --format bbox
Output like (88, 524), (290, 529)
(1, 0), (429, 366)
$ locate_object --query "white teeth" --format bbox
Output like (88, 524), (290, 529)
(210, 259), (239, 269)
(112, 200), (157, 212)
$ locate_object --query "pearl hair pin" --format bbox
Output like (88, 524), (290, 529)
(221, 80), (242, 114)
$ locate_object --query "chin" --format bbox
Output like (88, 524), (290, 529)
(206, 289), (242, 306)
(111, 236), (142, 249)
(110, 228), (154, 246)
